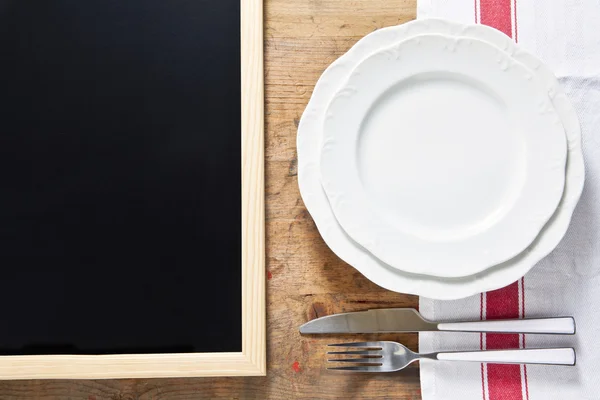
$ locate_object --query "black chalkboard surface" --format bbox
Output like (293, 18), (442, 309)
(0, 0), (243, 356)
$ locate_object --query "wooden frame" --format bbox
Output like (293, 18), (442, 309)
(0, 0), (265, 379)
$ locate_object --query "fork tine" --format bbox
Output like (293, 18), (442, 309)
(328, 342), (383, 348)
(327, 366), (384, 372)
(327, 358), (383, 364)
(327, 350), (382, 356)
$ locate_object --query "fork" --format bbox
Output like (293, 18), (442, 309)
(327, 341), (576, 371)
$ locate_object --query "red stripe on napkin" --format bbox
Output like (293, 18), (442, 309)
(477, 1), (527, 399)
(522, 277), (529, 400)
(479, 0), (513, 37)
(486, 281), (523, 400)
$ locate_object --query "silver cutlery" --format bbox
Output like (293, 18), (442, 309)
(327, 341), (576, 371)
(300, 308), (575, 334)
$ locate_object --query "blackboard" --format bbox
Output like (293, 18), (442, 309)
(0, 0), (265, 379)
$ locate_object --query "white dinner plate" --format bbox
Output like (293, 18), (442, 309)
(319, 33), (567, 278)
(297, 19), (584, 298)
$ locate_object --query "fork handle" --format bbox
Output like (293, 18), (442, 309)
(437, 317), (575, 334)
(434, 348), (575, 365)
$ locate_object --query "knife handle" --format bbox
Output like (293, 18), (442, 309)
(435, 348), (575, 365)
(437, 317), (575, 334)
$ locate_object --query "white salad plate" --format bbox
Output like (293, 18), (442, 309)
(297, 19), (584, 298)
(320, 33), (567, 278)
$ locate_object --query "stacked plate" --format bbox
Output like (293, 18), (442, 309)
(297, 18), (585, 300)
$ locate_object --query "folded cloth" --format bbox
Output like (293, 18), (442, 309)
(417, 1), (600, 399)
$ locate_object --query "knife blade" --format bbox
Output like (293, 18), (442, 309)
(299, 309), (436, 334)
(299, 308), (576, 334)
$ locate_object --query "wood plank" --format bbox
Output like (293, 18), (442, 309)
(240, 0), (267, 377)
(0, 0), (419, 397)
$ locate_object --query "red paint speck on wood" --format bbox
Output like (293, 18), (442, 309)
(267, 271), (273, 280)
(292, 361), (300, 372)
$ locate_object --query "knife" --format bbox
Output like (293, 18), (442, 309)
(299, 308), (575, 334)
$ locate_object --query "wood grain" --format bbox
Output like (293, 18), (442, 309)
(240, 0), (267, 377)
(0, 0), (419, 397)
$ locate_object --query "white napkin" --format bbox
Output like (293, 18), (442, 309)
(417, 1), (600, 399)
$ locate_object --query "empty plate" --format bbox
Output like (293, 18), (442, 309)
(298, 18), (584, 298)
(298, 19), (583, 298)
(319, 33), (567, 278)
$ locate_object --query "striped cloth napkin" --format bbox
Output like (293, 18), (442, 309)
(417, 1), (600, 399)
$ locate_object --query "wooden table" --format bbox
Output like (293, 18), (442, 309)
(0, 0), (420, 398)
